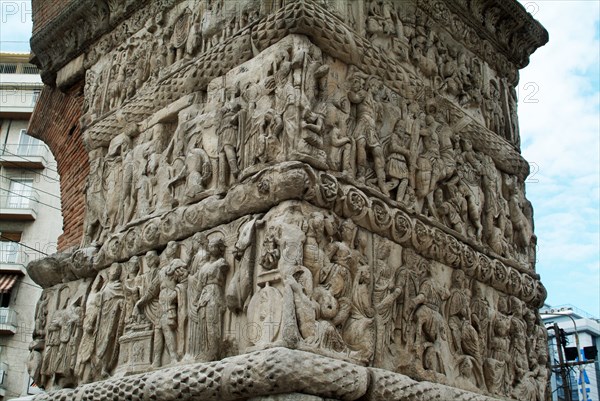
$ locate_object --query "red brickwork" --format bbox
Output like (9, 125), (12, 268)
(28, 83), (87, 251)
(31, 0), (74, 36)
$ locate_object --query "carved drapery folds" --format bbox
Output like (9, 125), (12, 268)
(28, 1), (548, 400)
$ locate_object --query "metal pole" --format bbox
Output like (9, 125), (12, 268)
(543, 312), (584, 401)
(553, 323), (572, 401)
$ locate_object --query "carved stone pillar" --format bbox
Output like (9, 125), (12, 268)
(27, 0), (548, 400)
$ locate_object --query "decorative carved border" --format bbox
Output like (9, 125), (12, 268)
(28, 163), (545, 308)
(31, 347), (506, 401)
(419, 0), (548, 73)
(30, 0), (547, 85)
(80, 1), (530, 179)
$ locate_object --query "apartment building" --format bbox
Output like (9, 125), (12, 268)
(542, 304), (600, 401)
(0, 53), (62, 399)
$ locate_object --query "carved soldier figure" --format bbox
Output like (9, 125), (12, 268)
(415, 115), (443, 215)
(434, 188), (466, 236)
(385, 119), (412, 202)
(218, 96), (243, 186)
(348, 71), (389, 196)
(457, 139), (484, 241)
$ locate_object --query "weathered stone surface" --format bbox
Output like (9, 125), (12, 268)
(27, 0), (549, 400)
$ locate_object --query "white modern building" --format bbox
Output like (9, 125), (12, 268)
(0, 52), (62, 399)
(541, 304), (600, 401)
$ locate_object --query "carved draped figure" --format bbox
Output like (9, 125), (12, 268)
(188, 255), (228, 361)
(95, 280), (126, 376)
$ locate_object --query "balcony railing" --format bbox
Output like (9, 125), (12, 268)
(0, 143), (49, 168)
(0, 245), (28, 274)
(0, 308), (17, 334)
(0, 189), (39, 220)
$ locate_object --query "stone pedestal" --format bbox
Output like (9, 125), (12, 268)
(116, 325), (154, 376)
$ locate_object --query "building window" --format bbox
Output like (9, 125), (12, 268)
(17, 130), (42, 156)
(7, 179), (34, 208)
(0, 241), (18, 264)
(32, 89), (41, 106)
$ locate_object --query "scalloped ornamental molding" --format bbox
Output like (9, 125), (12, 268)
(30, 0), (153, 84)
(30, 0), (547, 86)
(31, 347), (510, 401)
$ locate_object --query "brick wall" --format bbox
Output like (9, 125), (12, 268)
(27, 83), (87, 251)
(31, 0), (75, 36)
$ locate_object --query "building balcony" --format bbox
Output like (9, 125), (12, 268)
(0, 189), (39, 220)
(0, 143), (49, 169)
(0, 248), (28, 275)
(0, 308), (17, 335)
(0, 84), (42, 116)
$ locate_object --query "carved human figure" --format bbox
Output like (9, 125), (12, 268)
(148, 152), (176, 212)
(385, 119), (412, 202)
(285, 265), (318, 343)
(83, 149), (106, 244)
(120, 125), (139, 226)
(75, 276), (104, 383)
(103, 134), (131, 232)
(506, 183), (533, 251)
(123, 256), (142, 324)
(396, 249), (424, 347)
(434, 188), (466, 236)
(347, 71), (389, 195)
(302, 212), (328, 285)
(95, 264), (126, 378)
(188, 237), (229, 361)
(373, 242), (402, 367)
(410, 262), (449, 374)
(324, 219), (357, 303)
(56, 302), (81, 387)
(344, 262), (376, 364)
(218, 96), (243, 186)
(40, 313), (61, 387)
(484, 79), (504, 135)
(136, 149), (156, 216)
(146, 257), (188, 367)
(457, 139), (484, 241)
(470, 284), (492, 354)
(165, 106), (200, 163)
(135, 250), (177, 367)
(170, 146), (212, 205)
(326, 95), (352, 175)
(227, 217), (258, 313)
(436, 113), (457, 181)
(256, 109), (283, 164)
(415, 115), (443, 215)
(508, 297), (528, 390)
(485, 303), (511, 395)
(446, 271), (481, 365)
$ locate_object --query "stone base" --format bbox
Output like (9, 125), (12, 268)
(248, 394), (338, 401)
(33, 348), (509, 401)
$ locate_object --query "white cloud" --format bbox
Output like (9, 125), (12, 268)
(518, 0), (600, 316)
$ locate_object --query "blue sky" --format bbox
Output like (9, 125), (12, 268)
(1, 1), (599, 317)
(517, 0), (600, 318)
